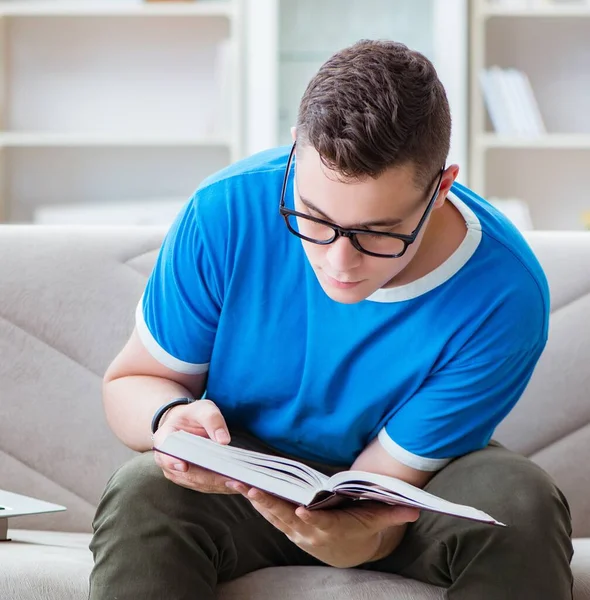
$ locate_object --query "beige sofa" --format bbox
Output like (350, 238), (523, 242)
(1, 225), (590, 600)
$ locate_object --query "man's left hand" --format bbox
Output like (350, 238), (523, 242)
(227, 482), (420, 568)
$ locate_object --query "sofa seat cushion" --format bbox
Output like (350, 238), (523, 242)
(1, 530), (92, 600)
(3, 530), (590, 600)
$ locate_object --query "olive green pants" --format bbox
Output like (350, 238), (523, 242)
(89, 437), (573, 599)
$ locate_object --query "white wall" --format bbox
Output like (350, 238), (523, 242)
(433, 0), (468, 173)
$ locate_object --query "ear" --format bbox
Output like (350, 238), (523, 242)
(290, 127), (297, 143)
(435, 164), (460, 208)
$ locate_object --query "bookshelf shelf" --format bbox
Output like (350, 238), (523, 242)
(0, 132), (233, 148)
(0, 1), (235, 18)
(476, 134), (590, 150)
(481, 4), (590, 19)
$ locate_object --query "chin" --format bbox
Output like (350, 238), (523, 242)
(319, 280), (373, 304)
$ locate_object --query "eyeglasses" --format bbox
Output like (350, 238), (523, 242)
(279, 143), (445, 259)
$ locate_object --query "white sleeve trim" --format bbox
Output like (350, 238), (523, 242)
(135, 301), (209, 375)
(377, 428), (452, 472)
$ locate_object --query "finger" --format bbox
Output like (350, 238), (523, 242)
(194, 400), (231, 444)
(246, 489), (301, 528)
(246, 494), (296, 536)
(183, 464), (232, 489)
(157, 419), (208, 440)
(153, 451), (188, 473)
(162, 470), (214, 493)
(152, 418), (203, 448)
(152, 400), (230, 445)
(383, 505), (421, 525)
(295, 507), (334, 532)
(253, 505), (294, 535)
(164, 464), (236, 494)
(354, 503), (421, 530)
(156, 457), (218, 485)
(225, 481), (249, 494)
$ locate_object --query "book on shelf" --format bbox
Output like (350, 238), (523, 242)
(211, 38), (233, 138)
(539, 1), (590, 6)
(154, 430), (505, 526)
(484, 0), (530, 9)
(479, 66), (546, 136)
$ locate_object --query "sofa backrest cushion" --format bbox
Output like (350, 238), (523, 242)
(0, 227), (588, 535)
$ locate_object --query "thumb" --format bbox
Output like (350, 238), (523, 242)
(365, 503), (420, 531)
(384, 505), (421, 526)
(193, 400), (231, 444)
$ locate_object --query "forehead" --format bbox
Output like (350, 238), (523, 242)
(293, 145), (423, 223)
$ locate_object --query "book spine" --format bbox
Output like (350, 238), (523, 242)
(519, 70), (547, 134)
(493, 66), (524, 136)
(479, 67), (511, 134)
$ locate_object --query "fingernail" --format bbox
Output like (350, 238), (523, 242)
(215, 429), (230, 444)
(173, 463), (185, 471)
(225, 481), (238, 491)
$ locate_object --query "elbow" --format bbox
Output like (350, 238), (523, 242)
(101, 365), (124, 416)
(101, 375), (116, 423)
(102, 360), (120, 387)
(102, 361), (128, 402)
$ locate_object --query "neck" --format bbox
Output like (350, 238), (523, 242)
(384, 197), (466, 288)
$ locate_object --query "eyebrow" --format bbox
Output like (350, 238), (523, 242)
(298, 195), (404, 228)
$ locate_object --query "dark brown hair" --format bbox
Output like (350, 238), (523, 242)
(296, 39), (451, 189)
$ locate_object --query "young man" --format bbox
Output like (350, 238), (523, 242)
(89, 40), (573, 599)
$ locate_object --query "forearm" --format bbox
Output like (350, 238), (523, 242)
(103, 375), (193, 452)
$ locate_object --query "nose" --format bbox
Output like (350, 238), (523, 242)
(325, 234), (362, 273)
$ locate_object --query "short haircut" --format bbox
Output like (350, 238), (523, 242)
(296, 39), (451, 189)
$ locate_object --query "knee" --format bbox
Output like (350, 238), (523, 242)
(94, 452), (169, 521)
(439, 448), (572, 542)
(463, 453), (572, 549)
(108, 451), (163, 496)
(492, 459), (569, 534)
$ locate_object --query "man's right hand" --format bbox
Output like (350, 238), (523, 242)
(152, 399), (240, 495)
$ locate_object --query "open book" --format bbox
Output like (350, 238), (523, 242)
(154, 431), (505, 527)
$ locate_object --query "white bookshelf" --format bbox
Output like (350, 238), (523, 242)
(0, 1), (236, 17)
(0, 132), (233, 147)
(469, 0), (590, 230)
(480, 3), (590, 18)
(0, 0), (243, 223)
(476, 133), (590, 150)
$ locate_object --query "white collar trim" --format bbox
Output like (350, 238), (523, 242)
(366, 192), (482, 303)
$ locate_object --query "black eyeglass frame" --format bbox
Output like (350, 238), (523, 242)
(279, 142), (445, 259)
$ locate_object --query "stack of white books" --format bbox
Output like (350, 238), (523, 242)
(479, 66), (546, 136)
(485, 0), (531, 7)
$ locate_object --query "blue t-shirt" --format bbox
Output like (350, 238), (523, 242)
(137, 146), (549, 469)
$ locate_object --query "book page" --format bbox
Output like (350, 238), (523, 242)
(328, 471), (504, 526)
(221, 447), (328, 488)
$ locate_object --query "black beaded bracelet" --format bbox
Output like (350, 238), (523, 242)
(151, 397), (195, 435)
